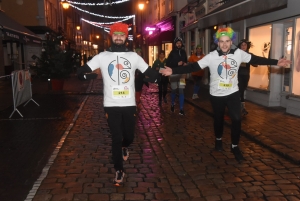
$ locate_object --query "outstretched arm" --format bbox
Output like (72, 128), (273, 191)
(160, 62), (201, 76)
(249, 55), (291, 67)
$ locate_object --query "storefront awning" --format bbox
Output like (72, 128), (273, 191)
(0, 10), (42, 45)
(146, 16), (176, 45)
(182, 0), (288, 31)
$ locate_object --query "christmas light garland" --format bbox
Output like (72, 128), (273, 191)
(69, 4), (134, 19)
(66, 0), (130, 6)
(82, 18), (132, 31)
(81, 18), (134, 29)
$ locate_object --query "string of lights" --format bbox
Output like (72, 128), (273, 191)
(69, 4), (134, 19)
(81, 17), (134, 26)
(66, 0), (130, 6)
(82, 18), (132, 32)
(81, 18), (131, 28)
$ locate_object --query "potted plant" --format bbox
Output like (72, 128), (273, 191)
(33, 30), (73, 90)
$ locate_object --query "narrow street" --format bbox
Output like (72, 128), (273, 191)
(9, 76), (297, 201)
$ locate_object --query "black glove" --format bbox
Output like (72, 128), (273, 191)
(143, 75), (160, 84)
(143, 67), (160, 83)
(77, 64), (92, 80)
(85, 73), (98, 80)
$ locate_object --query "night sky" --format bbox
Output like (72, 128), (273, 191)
(90, 0), (133, 24)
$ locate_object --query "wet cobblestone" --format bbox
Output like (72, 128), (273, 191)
(31, 78), (300, 201)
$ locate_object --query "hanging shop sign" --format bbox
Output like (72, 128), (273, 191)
(2, 28), (42, 45)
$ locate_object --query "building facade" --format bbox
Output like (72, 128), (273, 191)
(180, 0), (300, 116)
(0, 0), (103, 75)
(0, 3), (42, 76)
(133, 0), (187, 65)
(132, 0), (300, 116)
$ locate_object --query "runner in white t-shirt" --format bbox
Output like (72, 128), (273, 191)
(160, 27), (291, 162)
(77, 22), (159, 185)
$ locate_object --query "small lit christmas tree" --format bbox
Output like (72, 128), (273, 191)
(36, 28), (73, 79)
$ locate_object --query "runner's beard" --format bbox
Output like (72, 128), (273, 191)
(114, 39), (124, 45)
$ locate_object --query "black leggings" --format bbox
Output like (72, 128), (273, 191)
(238, 74), (250, 102)
(210, 91), (241, 145)
(158, 76), (168, 101)
(104, 106), (136, 171)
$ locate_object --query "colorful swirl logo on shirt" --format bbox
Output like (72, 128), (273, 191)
(108, 56), (132, 84)
(217, 58), (238, 79)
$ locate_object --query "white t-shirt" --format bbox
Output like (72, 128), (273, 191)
(198, 49), (251, 96)
(87, 51), (149, 107)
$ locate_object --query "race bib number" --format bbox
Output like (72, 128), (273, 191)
(112, 85), (131, 99)
(218, 78), (233, 90)
(180, 78), (186, 86)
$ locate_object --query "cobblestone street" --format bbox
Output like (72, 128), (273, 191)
(29, 77), (300, 201)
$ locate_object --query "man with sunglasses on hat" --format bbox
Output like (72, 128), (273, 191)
(77, 22), (159, 185)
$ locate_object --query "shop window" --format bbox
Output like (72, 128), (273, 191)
(199, 36), (205, 53)
(190, 31), (195, 54)
(292, 18), (300, 95)
(164, 43), (172, 58)
(149, 46), (158, 65)
(248, 24), (272, 90)
(168, 0), (173, 12)
(283, 27), (292, 92)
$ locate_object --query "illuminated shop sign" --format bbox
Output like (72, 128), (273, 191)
(145, 27), (157, 35)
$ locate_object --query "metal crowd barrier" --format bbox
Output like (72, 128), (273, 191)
(9, 70), (39, 118)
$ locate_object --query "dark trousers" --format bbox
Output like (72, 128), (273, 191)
(210, 91), (241, 145)
(158, 77), (168, 101)
(104, 106), (136, 171)
(238, 74), (250, 102)
(192, 75), (202, 87)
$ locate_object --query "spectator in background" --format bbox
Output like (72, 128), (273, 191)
(166, 36), (188, 115)
(237, 39), (258, 116)
(188, 45), (205, 99)
(153, 51), (168, 106)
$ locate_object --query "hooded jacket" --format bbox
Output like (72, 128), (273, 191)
(166, 44), (187, 69)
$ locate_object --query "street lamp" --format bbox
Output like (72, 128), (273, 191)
(61, 0), (70, 9)
(138, 3), (145, 51)
(138, 3), (144, 10)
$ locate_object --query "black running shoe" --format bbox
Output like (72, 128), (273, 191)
(122, 147), (129, 161)
(215, 140), (223, 151)
(242, 108), (248, 116)
(231, 146), (245, 162)
(171, 105), (174, 112)
(179, 110), (185, 115)
(113, 170), (125, 186)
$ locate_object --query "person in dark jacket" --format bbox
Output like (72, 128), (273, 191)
(237, 39), (257, 116)
(153, 51), (168, 106)
(166, 37), (188, 115)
